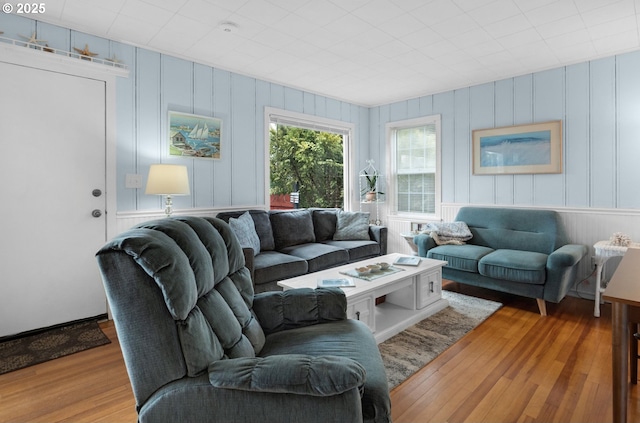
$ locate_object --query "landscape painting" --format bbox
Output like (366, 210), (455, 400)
(169, 111), (221, 159)
(472, 121), (562, 175)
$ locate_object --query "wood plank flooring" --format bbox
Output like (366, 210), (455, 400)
(1, 281), (638, 423)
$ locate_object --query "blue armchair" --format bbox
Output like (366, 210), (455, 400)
(96, 216), (391, 422)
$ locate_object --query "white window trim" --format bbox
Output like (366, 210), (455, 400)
(264, 107), (355, 211)
(386, 114), (442, 219)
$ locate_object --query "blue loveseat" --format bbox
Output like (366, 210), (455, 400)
(414, 207), (588, 315)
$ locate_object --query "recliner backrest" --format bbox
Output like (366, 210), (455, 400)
(96, 216), (264, 407)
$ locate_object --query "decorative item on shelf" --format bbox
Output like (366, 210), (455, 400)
(73, 44), (98, 60)
(145, 164), (191, 217)
(359, 159), (384, 202)
(359, 159), (384, 225)
(19, 32), (46, 48)
(105, 55), (122, 64)
(610, 232), (631, 247)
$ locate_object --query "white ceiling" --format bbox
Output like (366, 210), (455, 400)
(39, 0), (640, 106)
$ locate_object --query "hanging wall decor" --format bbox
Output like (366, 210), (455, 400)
(472, 120), (562, 175)
(168, 111), (222, 159)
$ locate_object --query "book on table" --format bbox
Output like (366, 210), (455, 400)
(393, 256), (421, 266)
(317, 278), (356, 288)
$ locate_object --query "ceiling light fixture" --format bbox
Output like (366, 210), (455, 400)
(219, 22), (239, 34)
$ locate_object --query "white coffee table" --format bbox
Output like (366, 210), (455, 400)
(277, 253), (449, 343)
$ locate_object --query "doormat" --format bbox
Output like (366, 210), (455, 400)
(0, 320), (111, 375)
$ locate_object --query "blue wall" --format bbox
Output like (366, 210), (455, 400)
(4, 14), (640, 213)
(370, 52), (640, 210)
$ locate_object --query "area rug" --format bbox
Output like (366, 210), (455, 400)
(379, 290), (502, 389)
(0, 320), (111, 375)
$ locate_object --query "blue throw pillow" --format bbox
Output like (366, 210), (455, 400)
(333, 211), (370, 241)
(229, 211), (261, 256)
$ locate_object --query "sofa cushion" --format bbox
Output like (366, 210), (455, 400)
(281, 243), (350, 273)
(478, 249), (548, 284)
(270, 210), (316, 250)
(427, 244), (494, 273)
(311, 208), (338, 241)
(333, 211), (370, 241)
(323, 240), (380, 261)
(216, 210), (275, 252)
(253, 251), (308, 285)
(228, 211), (261, 256)
(259, 319), (391, 422)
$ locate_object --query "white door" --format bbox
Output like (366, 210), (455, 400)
(0, 61), (107, 337)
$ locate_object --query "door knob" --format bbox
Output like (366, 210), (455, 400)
(92, 209), (102, 218)
(92, 189), (102, 197)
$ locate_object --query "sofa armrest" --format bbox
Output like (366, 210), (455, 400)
(253, 288), (347, 335)
(368, 225), (387, 255)
(241, 247), (255, 284)
(414, 233), (437, 257)
(209, 354), (365, 396)
(543, 244), (589, 303)
(547, 244), (588, 269)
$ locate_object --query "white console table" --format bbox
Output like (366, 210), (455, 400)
(593, 240), (640, 317)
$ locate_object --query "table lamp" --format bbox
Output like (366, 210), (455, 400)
(145, 164), (190, 217)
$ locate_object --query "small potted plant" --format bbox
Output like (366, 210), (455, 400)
(362, 171), (383, 202)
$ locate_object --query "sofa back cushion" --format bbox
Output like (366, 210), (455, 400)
(217, 210), (275, 251)
(311, 208), (339, 241)
(455, 207), (569, 255)
(269, 209), (316, 250)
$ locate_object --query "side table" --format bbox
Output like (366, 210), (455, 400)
(400, 232), (419, 255)
(593, 240), (640, 317)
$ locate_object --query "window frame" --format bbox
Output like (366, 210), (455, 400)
(386, 114), (442, 219)
(264, 107), (354, 211)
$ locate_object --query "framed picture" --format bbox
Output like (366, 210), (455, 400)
(472, 120), (562, 175)
(168, 111), (221, 159)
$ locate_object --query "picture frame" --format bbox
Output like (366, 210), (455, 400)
(168, 111), (221, 159)
(472, 120), (562, 175)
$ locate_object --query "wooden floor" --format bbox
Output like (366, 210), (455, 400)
(1, 282), (639, 423)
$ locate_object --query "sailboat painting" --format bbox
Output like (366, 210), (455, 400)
(169, 111), (222, 159)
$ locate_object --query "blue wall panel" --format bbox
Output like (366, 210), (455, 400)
(616, 52), (640, 209)
(469, 83), (495, 205)
(590, 57), (616, 208)
(564, 63), (590, 208)
(494, 79), (515, 204)
(532, 69), (564, 206)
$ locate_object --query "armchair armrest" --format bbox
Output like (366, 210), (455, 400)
(253, 288), (347, 335)
(547, 244), (588, 269)
(368, 225), (387, 255)
(208, 354), (365, 396)
(414, 233), (437, 257)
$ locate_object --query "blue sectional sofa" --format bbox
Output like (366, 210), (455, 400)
(414, 207), (588, 315)
(217, 208), (387, 293)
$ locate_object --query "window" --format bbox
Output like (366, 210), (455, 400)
(388, 115), (441, 216)
(265, 108), (353, 210)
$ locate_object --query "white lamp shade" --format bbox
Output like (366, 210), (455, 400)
(145, 164), (190, 195)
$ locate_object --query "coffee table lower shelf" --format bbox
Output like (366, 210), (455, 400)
(372, 299), (449, 343)
(277, 253), (449, 344)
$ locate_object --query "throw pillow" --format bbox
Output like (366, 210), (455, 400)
(269, 210), (316, 250)
(228, 211), (261, 256)
(333, 211), (370, 241)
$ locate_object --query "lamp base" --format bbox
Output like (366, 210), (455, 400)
(164, 195), (173, 217)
